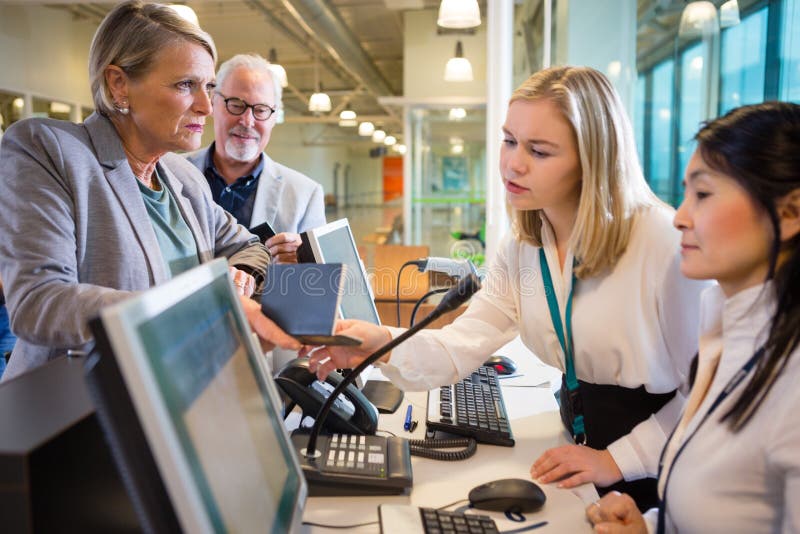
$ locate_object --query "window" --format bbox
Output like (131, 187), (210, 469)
(647, 60), (674, 202)
(781, 0), (800, 102)
(719, 7), (768, 114)
(634, 74), (647, 171)
(678, 42), (706, 192)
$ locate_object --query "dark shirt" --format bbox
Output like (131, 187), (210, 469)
(203, 142), (264, 227)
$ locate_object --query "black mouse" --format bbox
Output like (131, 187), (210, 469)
(483, 355), (517, 375)
(468, 478), (546, 513)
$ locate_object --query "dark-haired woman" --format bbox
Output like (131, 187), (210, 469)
(587, 101), (800, 533)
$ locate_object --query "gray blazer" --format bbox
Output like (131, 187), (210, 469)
(0, 113), (270, 380)
(185, 147), (326, 233)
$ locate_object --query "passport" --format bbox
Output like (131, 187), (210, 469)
(260, 263), (362, 346)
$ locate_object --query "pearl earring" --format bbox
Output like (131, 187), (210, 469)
(113, 98), (129, 115)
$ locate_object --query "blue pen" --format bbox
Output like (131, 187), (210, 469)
(403, 404), (413, 431)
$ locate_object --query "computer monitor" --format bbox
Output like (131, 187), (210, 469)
(89, 259), (307, 533)
(306, 218), (381, 325)
(304, 219), (406, 407)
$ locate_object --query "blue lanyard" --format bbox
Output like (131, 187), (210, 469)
(538, 248), (584, 442)
(656, 346), (765, 533)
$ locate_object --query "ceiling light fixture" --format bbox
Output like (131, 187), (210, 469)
(308, 55), (331, 113)
(383, 135), (397, 146)
(358, 121), (375, 136)
(393, 144), (407, 155)
(449, 107), (467, 121)
(338, 109), (357, 127)
(166, 4), (199, 26)
(372, 128), (386, 143)
(444, 41), (473, 82)
(720, 0), (740, 28)
(308, 92), (331, 113)
(437, 0), (481, 29)
(49, 102), (71, 114)
(267, 48), (288, 88)
(678, 1), (719, 38)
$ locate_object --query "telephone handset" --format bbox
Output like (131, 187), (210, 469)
(276, 358), (477, 464)
(274, 357), (378, 435)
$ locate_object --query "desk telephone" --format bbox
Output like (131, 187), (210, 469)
(275, 358), (378, 435)
(274, 358), (479, 496)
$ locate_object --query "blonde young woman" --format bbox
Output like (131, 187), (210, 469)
(307, 66), (707, 510)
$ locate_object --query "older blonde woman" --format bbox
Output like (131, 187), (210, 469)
(0, 1), (297, 381)
(306, 66), (709, 510)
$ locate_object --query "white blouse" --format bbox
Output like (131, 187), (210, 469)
(377, 206), (709, 481)
(644, 283), (800, 533)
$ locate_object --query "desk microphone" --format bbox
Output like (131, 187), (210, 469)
(303, 273), (482, 458)
(410, 257), (478, 280)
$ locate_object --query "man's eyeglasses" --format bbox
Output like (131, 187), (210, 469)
(215, 92), (276, 121)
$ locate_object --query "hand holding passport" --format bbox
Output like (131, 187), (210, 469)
(260, 263), (363, 346)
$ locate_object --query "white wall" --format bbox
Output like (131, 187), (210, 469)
(266, 122), (346, 194)
(344, 153), (383, 205)
(0, 5), (95, 109)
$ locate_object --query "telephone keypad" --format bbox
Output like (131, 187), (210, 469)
(322, 433), (388, 477)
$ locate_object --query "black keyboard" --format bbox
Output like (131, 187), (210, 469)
(425, 366), (515, 446)
(379, 505), (499, 534)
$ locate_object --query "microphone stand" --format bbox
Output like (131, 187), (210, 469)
(303, 274), (481, 458)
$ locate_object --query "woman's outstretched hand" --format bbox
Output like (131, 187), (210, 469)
(301, 319), (393, 381)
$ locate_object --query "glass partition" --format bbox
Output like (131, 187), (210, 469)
(408, 107), (486, 264)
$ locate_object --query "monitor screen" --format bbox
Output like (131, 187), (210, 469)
(96, 259), (306, 533)
(306, 218), (381, 325)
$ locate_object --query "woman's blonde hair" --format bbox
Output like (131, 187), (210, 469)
(88, 0), (217, 116)
(510, 66), (661, 278)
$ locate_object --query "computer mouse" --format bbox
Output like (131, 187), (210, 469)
(468, 478), (546, 513)
(483, 355), (517, 375)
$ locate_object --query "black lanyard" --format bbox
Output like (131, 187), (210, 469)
(539, 249), (585, 443)
(656, 346), (765, 533)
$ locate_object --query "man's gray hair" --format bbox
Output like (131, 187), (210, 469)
(216, 53), (283, 108)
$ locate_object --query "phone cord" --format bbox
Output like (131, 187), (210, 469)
(408, 437), (477, 461)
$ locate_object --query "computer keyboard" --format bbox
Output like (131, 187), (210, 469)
(379, 504), (499, 534)
(425, 366), (515, 447)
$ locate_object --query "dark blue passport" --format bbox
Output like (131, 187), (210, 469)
(260, 263), (362, 346)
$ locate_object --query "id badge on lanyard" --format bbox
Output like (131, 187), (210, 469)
(539, 248), (584, 443)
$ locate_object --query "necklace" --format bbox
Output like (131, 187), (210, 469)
(136, 169), (159, 191)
